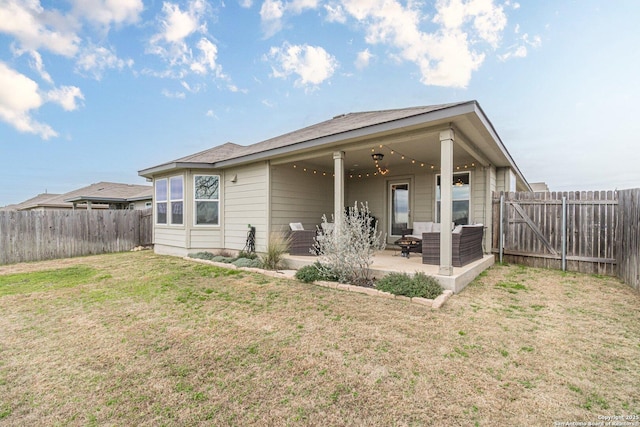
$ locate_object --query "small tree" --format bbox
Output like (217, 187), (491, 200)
(314, 202), (386, 286)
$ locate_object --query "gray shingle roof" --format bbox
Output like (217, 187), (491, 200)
(141, 102), (470, 173)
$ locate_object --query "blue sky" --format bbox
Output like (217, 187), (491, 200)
(1, 0), (638, 206)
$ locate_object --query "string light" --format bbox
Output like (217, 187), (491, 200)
(289, 142), (476, 179)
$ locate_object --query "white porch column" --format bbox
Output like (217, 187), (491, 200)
(439, 129), (454, 276)
(333, 151), (345, 233)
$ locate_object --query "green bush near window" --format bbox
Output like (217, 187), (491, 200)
(375, 272), (443, 299)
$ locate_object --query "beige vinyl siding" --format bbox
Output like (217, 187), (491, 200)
(345, 176), (385, 227)
(471, 168), (484, 225)
(271, 165), (333, 231)
(224, 162), (269, 251)
(495, 167), (516, 193)
(154, 227), (186, 247)
(189, 229), (223, 249)
(413, 172), (436, 222)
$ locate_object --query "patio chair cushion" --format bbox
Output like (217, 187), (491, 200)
(405, 221), (433, 239)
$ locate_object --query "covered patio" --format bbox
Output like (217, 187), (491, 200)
(268, 103), (529, 290)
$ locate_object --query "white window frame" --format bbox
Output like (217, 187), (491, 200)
(435, 171), (471, 225)
(169, 176), (184, 225)
(155, 175), (184, 226)
(193, 174), (220, 227)
(155, 178), (168, 225)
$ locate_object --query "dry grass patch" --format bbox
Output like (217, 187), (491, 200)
(0, 253), (639, 426)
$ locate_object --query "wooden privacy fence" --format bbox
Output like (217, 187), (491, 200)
(0, 208), (153, 265)
(492, 190), (640, 291)
(616, 188), (640, 291)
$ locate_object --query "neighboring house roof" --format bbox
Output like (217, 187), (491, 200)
(138, 100), (531, 191)
(530, 182), (550, 193)
(62, 182), (153, 205)
(3, 182), (152, 210)
(0, 193), (62, 211)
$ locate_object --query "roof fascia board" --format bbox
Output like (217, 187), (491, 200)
(472, 103), (532, 192)
(217, 103), (477, 168)
(138, 162), (218, 178)
(65, 196), (128, 203)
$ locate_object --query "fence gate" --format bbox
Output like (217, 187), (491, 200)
(492, 191), (618, 275)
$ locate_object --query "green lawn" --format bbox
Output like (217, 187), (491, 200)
(0, 251), (638, 426)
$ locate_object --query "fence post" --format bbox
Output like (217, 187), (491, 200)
(562, 196), (567, 271)
(499, 193), (504, 264)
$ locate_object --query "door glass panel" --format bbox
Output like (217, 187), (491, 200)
(391, 183), (409, 236)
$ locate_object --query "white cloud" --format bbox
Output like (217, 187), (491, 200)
(46, 85), (84, 111)
(0, 62), (57, 139)
(158, 1), (206, 43)
(71, 0), (143, 26)
(498, 32), (541, 61)
(259, 0), (319, 37)
(205, 109), (217, 118)
(239, 0), (253, 8)
(76, 45), (134, 79)
(337, 0), (508, 88)
(11, 48), (54, 84)
(161, 89), (186, 98)
(324, 3), (346, 23)
(355, 49), (373, 69)
(260, 0), (285, 37)
(148, 1), (233, 86)
(268, 42), (338, 88)
(190, 38), (223, 76)
(0, 0), (80, 56)
(288, 0), (318, 14)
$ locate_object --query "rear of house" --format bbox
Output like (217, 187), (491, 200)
(139, 101), (530, 268)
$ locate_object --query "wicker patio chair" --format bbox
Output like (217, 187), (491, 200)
(288, 222), (318, 256)
(422, 224), (484, 267)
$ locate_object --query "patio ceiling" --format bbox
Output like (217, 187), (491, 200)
(285, 134), (480, 177)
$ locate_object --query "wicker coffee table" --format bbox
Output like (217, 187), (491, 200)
(394, 237), (421, 258)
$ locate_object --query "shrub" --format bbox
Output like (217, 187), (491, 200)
(260, 232), (291, 270)
(189, 252), (216, 260)
(237, 250), (258, 260)
(295, 264), (323, 283)
(295, 264), (341, 283)
(314, 202), (386, 286)
(375, 272), (443, 299)
(231, 258), (262, 268)
(212, 256), (235, 263)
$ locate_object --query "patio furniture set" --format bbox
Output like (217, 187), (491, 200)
(288, 221), (485, 267)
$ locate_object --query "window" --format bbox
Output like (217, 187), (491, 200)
(194, 175), (219, 225)
(155, 179), (167, 224)
(155, 176), (183, 225)
(436, 172), (470, 225)
(170, 176), (183, 225)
